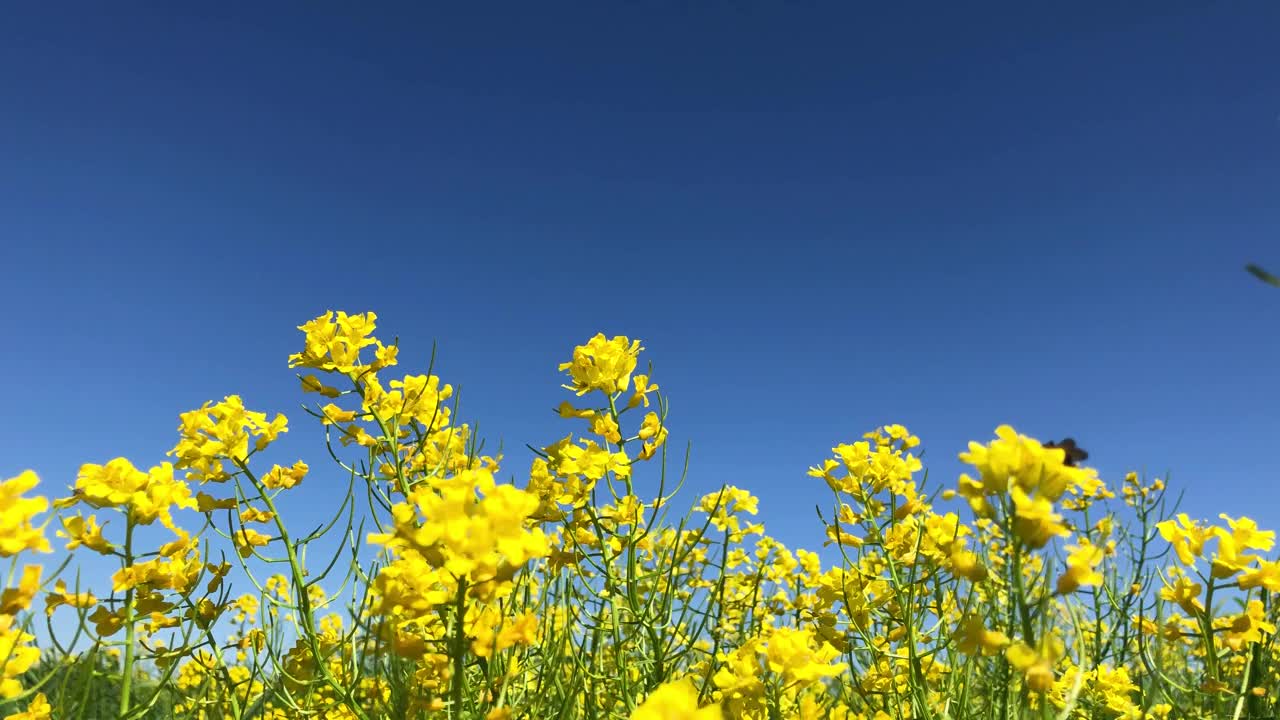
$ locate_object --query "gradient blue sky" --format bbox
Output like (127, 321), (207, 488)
(2, 2), (1279, 556)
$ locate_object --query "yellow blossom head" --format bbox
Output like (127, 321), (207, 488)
(0, 472), (50, 557)
(559, 334), (643, 396)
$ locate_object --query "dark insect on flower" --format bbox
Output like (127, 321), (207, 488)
(1044, 438), (1088, 467)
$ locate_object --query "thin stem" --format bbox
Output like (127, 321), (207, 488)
(118, 516), (137, 719)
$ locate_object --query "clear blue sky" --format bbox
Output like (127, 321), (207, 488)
(2, 2), (1278, 557)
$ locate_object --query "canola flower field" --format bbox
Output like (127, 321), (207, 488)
(1, 311), (1277, 719)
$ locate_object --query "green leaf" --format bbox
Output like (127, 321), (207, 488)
(1246, 264), (1280, 287)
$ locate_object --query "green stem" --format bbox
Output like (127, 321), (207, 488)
(118, 516), (137, 718)
(238, 460), (370, 720)
(1200, 579), (1220, 714)
(450, 579), (469, 719)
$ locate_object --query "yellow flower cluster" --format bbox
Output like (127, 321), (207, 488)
(0, 473), (49, 558)
(289, 310), (394, 376)
(559, 334), (643, 396)
(170, 395), (288, 482)
(957, 424), (1099, 547)
(0, 311), (1275, 720)
(368, 466), (551, 609)
(0, 473), (49, 708)
(631, 679), (720, 720)
(72, 458), (196, 527)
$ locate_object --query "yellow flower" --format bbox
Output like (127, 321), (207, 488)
(1065, 664), (1141, 717)
(637, 412), (668, 461)
(112, 549), (203, 595)
(1159, 575), (1204, 615)
(57, 513), (113, 554)
(469, 608), (540, 658)
(368, 555), (452, 618)
(631, 678), (721, 720)
(318, 403), (356, 424)
(195, 492), (238, 512)
(589, 413), (622, 443)
(0, 566), (41, 616)
(1056, 541), (1105, 594)
(130, 463), (197, 526)
(44, 579), (97, 616)
(960, 425), (1097, 502)
(288, 310), (385, 375)
(545, 436), (632, 481)
(74, 459), (196, 526)
(1006, 636), (1063, 693)
(1239, 559), (1280, 593)
(1156, 514), (1213, 565)
(0, 615), (40, 698)
(698, 487), (760, 534)
(1093, 515), (1114, 539)
(1213, 515), (1275, 580)
(239, 506), (275, 524)
(86, 605), (124, 637)
(2, 691), (50, 719)
(761, 626), (842, 685)
(233, 528), (272, 558)
(627, 374), (659, 409)
(0, 472), (49, 557)
(375, 374), (455, 429)
(1010, 486), (1069, 549)
(373, 342), (399, 370)
(953, 613), (1009, 656)
(1210, 529), (1256, 580)
(1218, 514), (1275, 551)
(559, 334), (643, 396)
(299, 373), (342, 398)
(879, 423), (921, 448)
(367, 466), (549, 610)
(949, 550), (987, 582)
(168, 396), (288, 482)
(954, 472), (994, 517)
(1219, 599), (1275, 651)
(556, 401), (595, 419)
(604, 495), (645, 527)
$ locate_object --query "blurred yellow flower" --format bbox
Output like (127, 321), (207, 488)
(631, 678), (720, 720)
(1156, 514), (1214, 565)
(0, 615), (40, 698)
(1010, 486), (1069, 549)
(1056, 541), (1105, 594)
(0, 566), (41, 616)
(2, 691), (49, 719)
(1159, 574), (1204, 615)
(954, 613), (1009, 656)
(0, 472), (49, 557)
(44, 579), (97, 617)
(1006, 635), (1063, 694)
(960, 425), (1097, 502)
(1239, 559), (1280, 593)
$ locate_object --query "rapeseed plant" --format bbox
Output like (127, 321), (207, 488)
(0, 311), (1274, 719)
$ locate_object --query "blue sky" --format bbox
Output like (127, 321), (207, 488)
(2, 2), (1279, 563)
